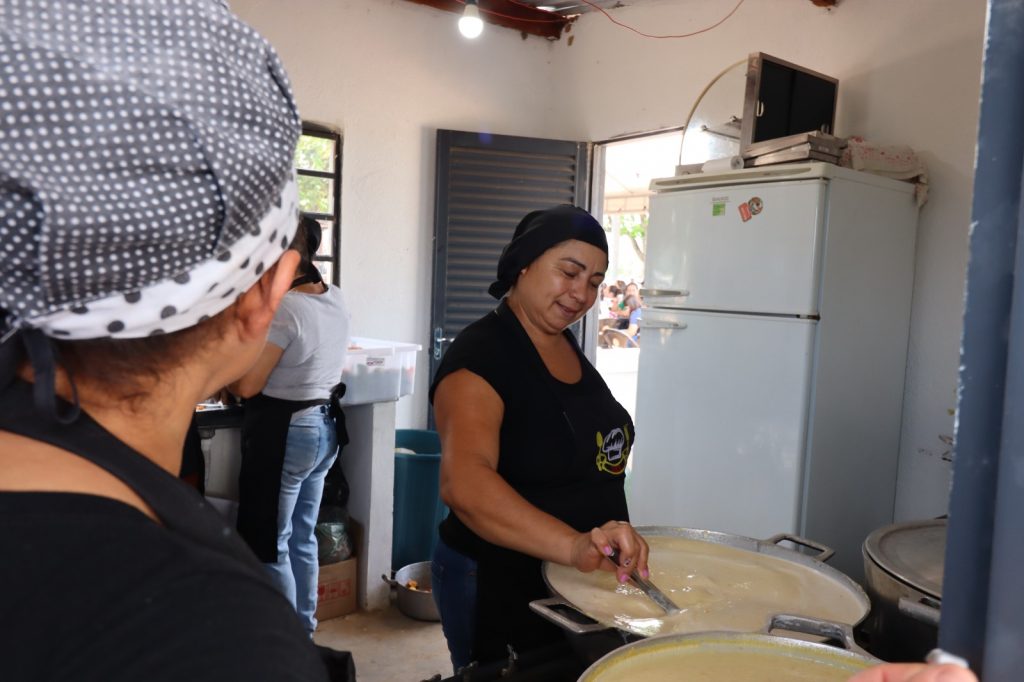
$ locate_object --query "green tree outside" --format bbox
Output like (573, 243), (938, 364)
(604, 213), (647, 263)
(295, 134), (334, 215)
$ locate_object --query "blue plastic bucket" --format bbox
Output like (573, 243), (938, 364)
(392, 429), (448, 571)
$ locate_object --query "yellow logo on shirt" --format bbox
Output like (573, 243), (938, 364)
(595, 426), (630, 475)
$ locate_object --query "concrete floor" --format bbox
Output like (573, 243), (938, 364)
(314, 603), (453, 682)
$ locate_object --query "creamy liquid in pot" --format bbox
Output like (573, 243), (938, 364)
(547, 536), (864, 637)
(585, 646), (867, 682)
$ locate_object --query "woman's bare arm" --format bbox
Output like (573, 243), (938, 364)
(434, 369), (648, 580)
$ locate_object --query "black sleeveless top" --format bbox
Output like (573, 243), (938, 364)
(0, 379), (329, 681)
(430, 300), (634, 663)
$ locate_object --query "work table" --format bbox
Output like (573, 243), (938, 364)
(198, 399), (399, 611)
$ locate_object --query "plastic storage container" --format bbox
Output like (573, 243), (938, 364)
(340, 337), (421, 406)
(392, 429), (448, 571)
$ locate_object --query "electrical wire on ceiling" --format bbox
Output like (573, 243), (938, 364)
(576, 0), (747, 38)
(451, 0), (747, 33)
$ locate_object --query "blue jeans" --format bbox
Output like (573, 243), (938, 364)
(264, 404), (338, 634)
(432, 537), (478, 672)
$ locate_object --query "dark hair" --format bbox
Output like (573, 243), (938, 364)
(609, 285), (621, 296)
(54, 305), (237, 405)
(293, 215), (320, 271)
(290, 214), (326, 287)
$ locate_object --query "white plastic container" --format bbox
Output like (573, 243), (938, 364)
(340, 337), (421, 405)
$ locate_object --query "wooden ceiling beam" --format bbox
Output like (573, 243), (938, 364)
(401, 0), (570, 40)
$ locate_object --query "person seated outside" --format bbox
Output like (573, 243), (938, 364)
(616, 294), (642, 339)
(598, 284), (621, 322)
(608, 282), (640, 319)
(599, 296), (641, 349)
(624, 281), (641, 301)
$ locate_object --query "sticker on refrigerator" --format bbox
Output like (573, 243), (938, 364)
(711, 196), (728, 217)
(738, 196), (763, 222)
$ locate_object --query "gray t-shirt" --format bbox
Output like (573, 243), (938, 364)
(263, 285), (351, 401)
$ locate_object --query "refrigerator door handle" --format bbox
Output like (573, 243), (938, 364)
(641, 288), (690, 298)
(641, 320), (688, 330)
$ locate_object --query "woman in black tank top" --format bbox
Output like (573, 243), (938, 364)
(429, 205), (650, 672)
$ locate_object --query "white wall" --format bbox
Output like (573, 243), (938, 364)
(230, 0), (568, 428)
(549, 0), (985, 522)
(233, 0), (986, 521)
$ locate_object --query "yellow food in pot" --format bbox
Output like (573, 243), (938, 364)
(547, 536), (864, 638)
(583, 640), (870, 682)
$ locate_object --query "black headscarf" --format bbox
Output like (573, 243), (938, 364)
(488, 205), (608, 299)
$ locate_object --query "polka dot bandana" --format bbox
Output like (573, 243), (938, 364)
(0, 0), (302, 339)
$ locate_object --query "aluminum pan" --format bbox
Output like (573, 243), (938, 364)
(541, 526), (870, 638)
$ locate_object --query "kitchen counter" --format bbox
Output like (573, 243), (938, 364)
(194, 404), (244, 431)
(198, 398), (399, 611)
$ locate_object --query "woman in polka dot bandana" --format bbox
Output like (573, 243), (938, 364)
(0, 1), (337, 679)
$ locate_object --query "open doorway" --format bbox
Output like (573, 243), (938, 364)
(590, 129), (684, 424)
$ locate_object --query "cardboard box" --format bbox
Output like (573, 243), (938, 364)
(315, 556), (357, 622)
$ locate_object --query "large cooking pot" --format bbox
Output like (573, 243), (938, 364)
(578, 614), (879, 682)
(531, 527), (869, 643)
(862, 518), (945, 661)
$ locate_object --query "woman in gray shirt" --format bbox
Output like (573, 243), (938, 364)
(231, 216), (351, 634)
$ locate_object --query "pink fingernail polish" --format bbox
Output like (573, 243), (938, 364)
(618, 573), (628, 583)
(603, 545), (613, 555)
(642, 569), (650, 579)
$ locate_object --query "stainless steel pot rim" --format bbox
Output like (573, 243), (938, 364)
(863, 519), (945, 600)
(579, 626), (879, 680)
(385, 562), (440, 621)
(541, 525), (871, 635)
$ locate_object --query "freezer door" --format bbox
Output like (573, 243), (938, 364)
(645, 179), (827, 315)
(629, 308), (816, 539)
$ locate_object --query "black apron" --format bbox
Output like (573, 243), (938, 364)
(236, 384), (349, 563)
(236, 393), (329, 562)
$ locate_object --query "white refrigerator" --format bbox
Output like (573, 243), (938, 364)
(629, 163), (919, 580)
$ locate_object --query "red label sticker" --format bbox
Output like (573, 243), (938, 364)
(738, 203), (752, 222)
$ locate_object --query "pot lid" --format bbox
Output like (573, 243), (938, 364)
(864, 518), (946, 600)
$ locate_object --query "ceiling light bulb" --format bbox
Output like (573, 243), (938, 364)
(459, 1), (484, 39)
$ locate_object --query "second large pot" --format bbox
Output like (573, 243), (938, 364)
(861, 518), (945, 661)
(532, 526), (870, 642)
(577, 614), (879, 682)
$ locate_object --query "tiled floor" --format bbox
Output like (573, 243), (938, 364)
(314, 603), (453, 682)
